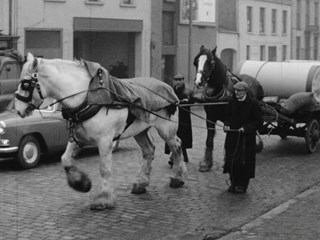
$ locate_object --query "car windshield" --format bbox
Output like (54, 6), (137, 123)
(7, 97), (56, 111)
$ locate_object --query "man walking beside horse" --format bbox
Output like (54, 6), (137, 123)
(223, 82), (263, 194)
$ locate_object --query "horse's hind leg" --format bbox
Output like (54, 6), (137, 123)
(131, 128), (155, 194)
(156, 113), (187, 188)
(62, 142), (92, 192)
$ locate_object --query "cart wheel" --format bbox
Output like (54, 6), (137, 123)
(305, 119), (320, 153)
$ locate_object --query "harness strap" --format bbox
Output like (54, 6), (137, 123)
(113, 110), (136, 141)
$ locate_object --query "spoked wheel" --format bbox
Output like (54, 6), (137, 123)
(305, 119), (320, 153)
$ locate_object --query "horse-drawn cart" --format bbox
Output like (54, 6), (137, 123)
(259, 99), (320, 153)
(238, 60), (320, 153)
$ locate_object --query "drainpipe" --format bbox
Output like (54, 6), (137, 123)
(9, 0), (12, 36)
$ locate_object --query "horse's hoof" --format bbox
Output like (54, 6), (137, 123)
(169, 178), (184, 188)
(198, 165), (211, 172)
(131, 183), (147, 194)
(90, 203), (113, 211)
(65, 166), (92, 192)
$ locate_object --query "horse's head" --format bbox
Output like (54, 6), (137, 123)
(15, 53), (45, 118)
(193, 45), (217, 88)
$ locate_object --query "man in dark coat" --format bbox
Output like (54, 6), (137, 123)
(166, 73), (194, 165)
(223, 82), (263, 194)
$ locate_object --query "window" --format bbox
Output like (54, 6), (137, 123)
(305, 33), (311, 60)
(85, 0), (104, 5)
(282, 10), (287, 34)
(314, 36), (318, 60)
(272, 9), (277, 34)
(180, 0), (215, 25)
(162, 11), (174, 46)
(296, 36), (301, 59)
(121, 0), (134, 4)
(306, 0), (310, 26)
(260, 45), (265, 61)
(315, 2), (319, 26)
(247, 7), (252, 32)
(44, 0), (66, 2)
(246, 45), (250, 60)
(297, 0), (301, 29)
(260, 8), (265, 33)
(268, 46), (277, 61)
(282, 45), (287, 61)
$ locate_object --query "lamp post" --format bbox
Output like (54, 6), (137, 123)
(188, 0), (193, 83)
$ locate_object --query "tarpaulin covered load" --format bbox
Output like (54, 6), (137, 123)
(237, 61), (320, 102)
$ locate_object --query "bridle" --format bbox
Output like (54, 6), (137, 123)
(15, 72), (45, 111)
(194, 51), (215, 86)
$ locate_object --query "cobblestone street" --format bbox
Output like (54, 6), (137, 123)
(1, 107), (320, 240)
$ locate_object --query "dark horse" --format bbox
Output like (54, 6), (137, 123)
(193, 45), (264, 172)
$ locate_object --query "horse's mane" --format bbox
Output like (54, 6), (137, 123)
(207, 49), (227, 89)
(73, 58), (86, 67)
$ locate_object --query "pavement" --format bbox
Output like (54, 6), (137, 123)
(1, 106), (320, 240)
(217, 184), (320, 240)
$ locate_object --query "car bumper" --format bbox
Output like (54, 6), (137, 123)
(0, 146), (18, 154)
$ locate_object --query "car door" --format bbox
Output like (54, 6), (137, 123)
(33, 99), (69, 152)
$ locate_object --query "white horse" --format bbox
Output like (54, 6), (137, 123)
(15, 53), (187, 210)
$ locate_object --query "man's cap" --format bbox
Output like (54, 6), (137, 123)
(233, 82), (249, 91)
(174, 73), (184, 80)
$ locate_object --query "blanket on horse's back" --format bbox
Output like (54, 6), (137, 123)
(84, 61), (179, 123)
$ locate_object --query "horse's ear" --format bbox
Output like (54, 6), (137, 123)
(212, 47), (217, 56)
(27, 52), (35, 62)
(30, 57), (39, 71)
(200, 45), (205, 51)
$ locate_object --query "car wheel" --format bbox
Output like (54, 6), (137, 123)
(15, 135), (41, 169)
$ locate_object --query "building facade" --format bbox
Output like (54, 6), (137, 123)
(218, 0), (292, 72)
(291, 0), (320, 60)
(0, 0), (217, 89)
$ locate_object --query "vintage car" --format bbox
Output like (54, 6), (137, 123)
(0, 50), (23, 112)
(0, 97), (69, 169)
(0, 97), (120, 170)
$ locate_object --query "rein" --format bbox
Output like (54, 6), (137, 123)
(16, 69), (241, 139)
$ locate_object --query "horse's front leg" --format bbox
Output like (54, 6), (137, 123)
(199, 120), (215, 172)
(168, 135), (187, 188)
(131, 129), (155, 194)
(90, 137), (116, 210)
(62, 141), (92, 192)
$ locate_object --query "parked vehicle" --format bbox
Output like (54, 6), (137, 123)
(0, 98), (120, 169)
(0, 49), (23, 112)
(0, 98), (69, 169)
